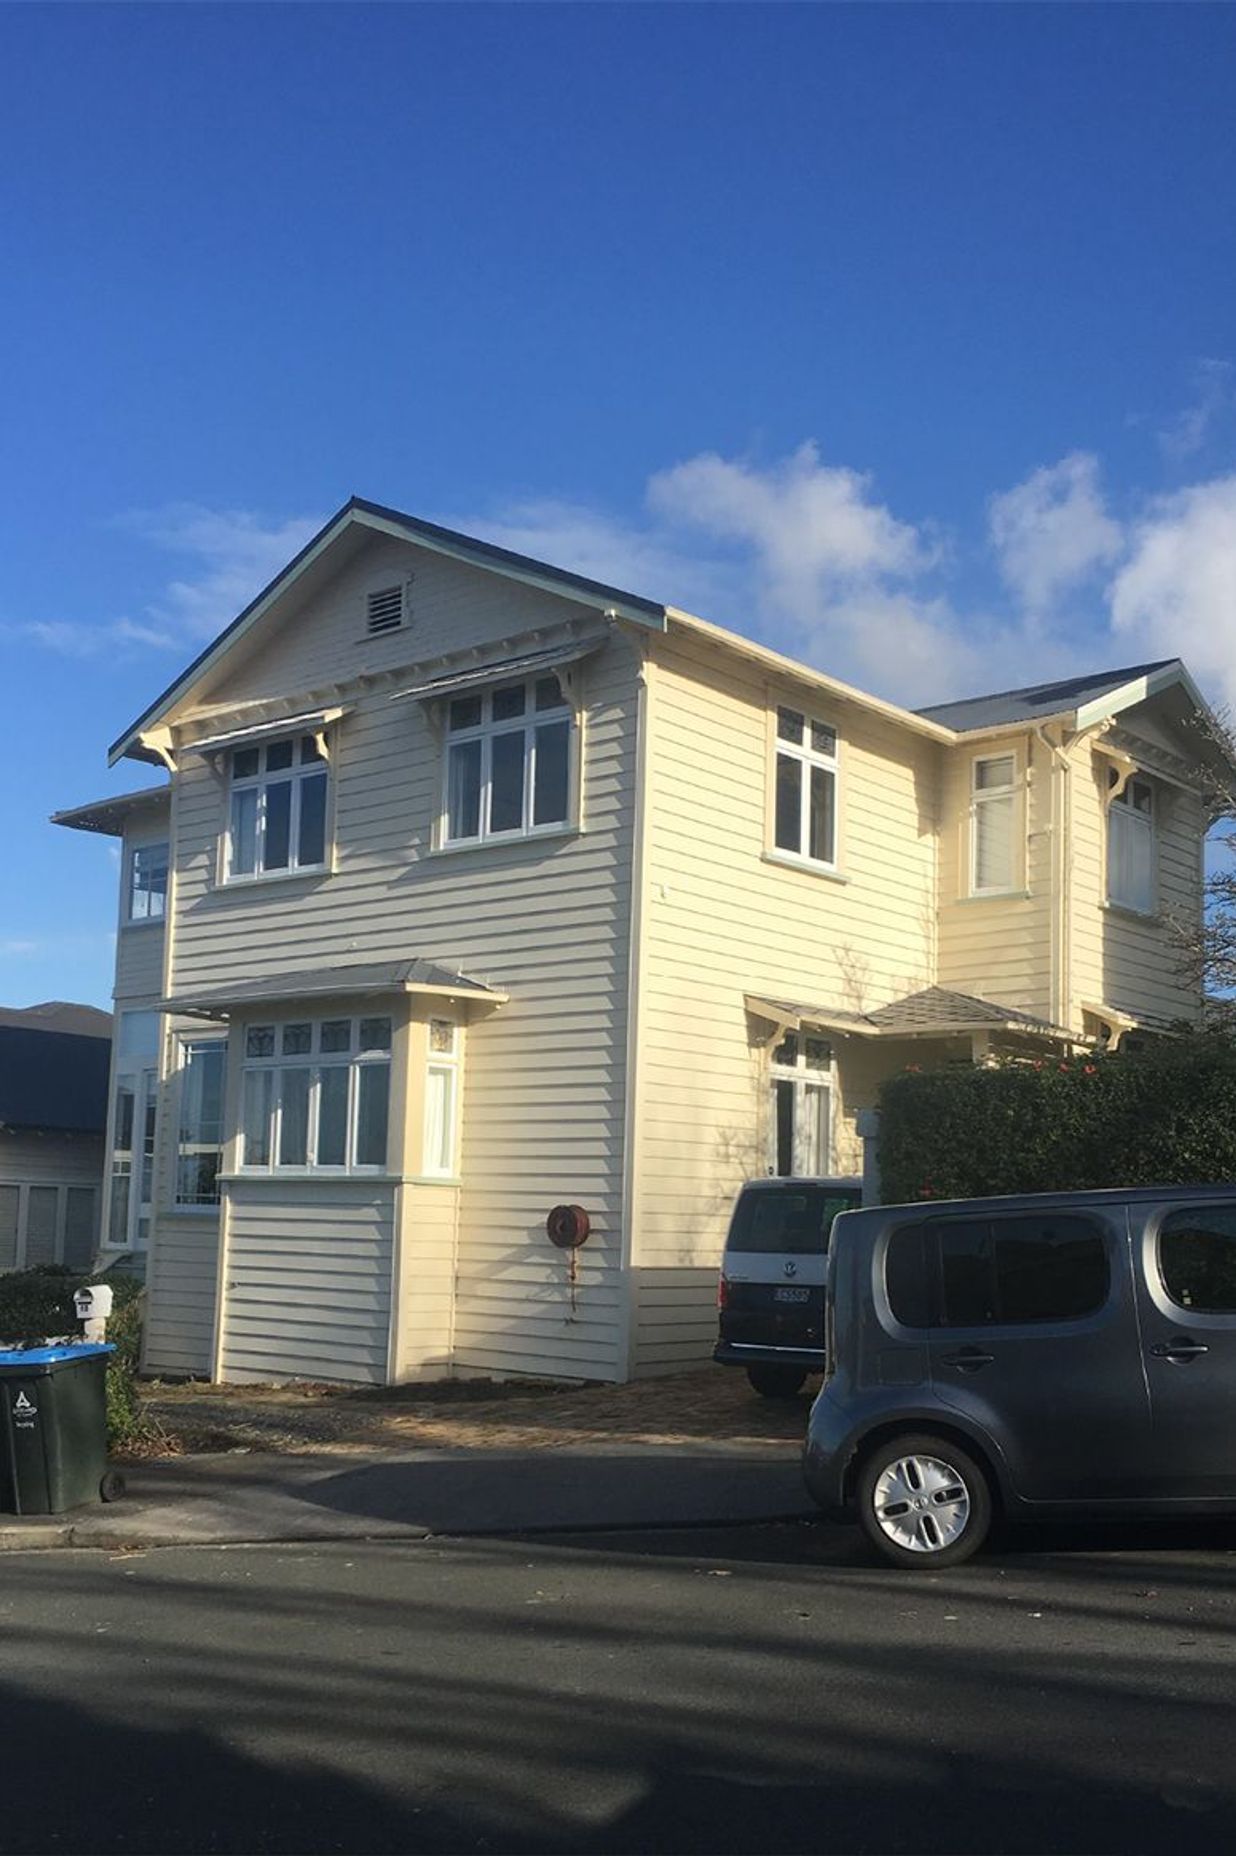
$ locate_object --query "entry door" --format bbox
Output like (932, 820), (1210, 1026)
(1131, 1198), (1236, 1500)
(907, 1208), (1153, 1503)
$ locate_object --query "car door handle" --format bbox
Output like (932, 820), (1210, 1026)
(1149, 1339), (1210, 1363)
(941, 1348), (995, 1373)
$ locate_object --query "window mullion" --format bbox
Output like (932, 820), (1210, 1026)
(523, 721), (534, 831)
(255, 781), (268, 877)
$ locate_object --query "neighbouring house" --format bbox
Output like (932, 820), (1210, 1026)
(0, 1001), (112, 1272)
(52, 497), (1233, 1386)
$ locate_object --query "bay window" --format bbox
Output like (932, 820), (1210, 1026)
(773, 706), (838, 868)
(227, 734), (329, 881)
(423, 1019), (461, 1178)
(1108, 775), (1155, 914)
(444, 674), (573, 845)
(240, 1016), (392, 1173)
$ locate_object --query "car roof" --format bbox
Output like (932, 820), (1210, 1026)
(842, 1183), (1236, 1219)
(736, 1176), (862, 1192)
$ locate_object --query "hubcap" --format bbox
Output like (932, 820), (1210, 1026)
(872, 1453), (970, 1553)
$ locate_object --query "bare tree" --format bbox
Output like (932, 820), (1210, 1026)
(1168, 705), (1236, 1024)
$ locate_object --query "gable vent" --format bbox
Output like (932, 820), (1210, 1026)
(366, 584), (406, 636)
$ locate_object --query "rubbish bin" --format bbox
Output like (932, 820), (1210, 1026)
(0, 1344), (121, 1515)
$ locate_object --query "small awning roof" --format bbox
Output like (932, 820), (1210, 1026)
(163, 958), (507, 1020)
(746, 985), (1070, 1042)
(51, 786), (171, 838)
(390, 637), (604, 706)
(183, 706), (348, 757)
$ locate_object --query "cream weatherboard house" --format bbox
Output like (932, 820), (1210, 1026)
(55, 498), (1221, 1386)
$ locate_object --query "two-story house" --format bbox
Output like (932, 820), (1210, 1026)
(53, 498), (1227, 1387)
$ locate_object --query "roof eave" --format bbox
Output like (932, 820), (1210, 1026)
(108, 498), (668, 767)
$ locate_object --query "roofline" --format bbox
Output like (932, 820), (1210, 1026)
(665, 608), (958, 745)
(108, 497), (668, 766)
(1074, 659), (1209, 731)
(51, 786), (171, 835)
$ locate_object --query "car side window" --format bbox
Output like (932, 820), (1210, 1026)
(1159, 1206), (1236, 1313)
(886, 1215), (1109, 1328)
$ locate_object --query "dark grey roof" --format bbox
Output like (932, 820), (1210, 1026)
(0, 1002), (113, 1039)
(750, 986), (1065, 1040)
(917, 661), (1179, 732)
(163, 958), (505, 1016)
(0, 1024), (111, 1134)
(51, 786), (171, 837)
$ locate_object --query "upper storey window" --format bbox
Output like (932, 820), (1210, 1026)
(1108, 775), (1155, 915)
(971, 754), (1017, 895)
(443, 674), (573, 846)
(227, 735), (329, 882)
(772, 706), (838, 868)
(127, 841), (169, 922)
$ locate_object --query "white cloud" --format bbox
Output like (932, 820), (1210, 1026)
(12, 505), (323, 659)
(1108, 475), (1236, 705)
(0, 939), (39, 958)
(988, 453), (1123, 615)
(1159, 360), (1235, 464)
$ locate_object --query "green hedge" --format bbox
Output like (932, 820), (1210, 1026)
(0, 1268), (148, 1450)
(877, 1036), (1236, 1206)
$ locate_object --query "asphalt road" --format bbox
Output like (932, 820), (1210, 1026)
(3, 1517), (1236, 1855)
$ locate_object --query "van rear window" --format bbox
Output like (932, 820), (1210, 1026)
(727, 1187), (860, 1255)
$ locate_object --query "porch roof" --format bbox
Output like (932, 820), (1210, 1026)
(746, 985), (1070, 1042)
(162, 958), (507, 1020)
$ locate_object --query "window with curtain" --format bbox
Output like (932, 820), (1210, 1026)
(1107, 776), (1155, 914)
(768, 1031), (832, 1177)
(423, 1019), (461, 1177)
(227, 734), (330, 881)
(971, 754), (1016, 894)
(239, 1016), (391, 1172)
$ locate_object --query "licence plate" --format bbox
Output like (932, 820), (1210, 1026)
(774, 1286), (810, 1303)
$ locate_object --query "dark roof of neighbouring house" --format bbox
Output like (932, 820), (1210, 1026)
(916, 661), (1179, 732)
(0, 1018), (112, 1135)
(0, 1002), (113, 1040)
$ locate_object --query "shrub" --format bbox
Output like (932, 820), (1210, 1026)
(878, 1034), (1236, 1206)
(0, 1266), (152, 1451)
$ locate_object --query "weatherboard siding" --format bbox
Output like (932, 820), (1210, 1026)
(936, 733), (1055, 1022)
(1068, 736), (1203, 1028)
(157, 550), (640, 1385)
(629, 629), (940, 1373)
(218, 1180), (395, 1384)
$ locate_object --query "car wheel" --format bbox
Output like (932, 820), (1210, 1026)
(746, 1363), (807, 1399)
(856, 1433), (992, 1569)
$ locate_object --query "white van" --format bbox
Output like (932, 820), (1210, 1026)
(715, 1177), (863, 1397)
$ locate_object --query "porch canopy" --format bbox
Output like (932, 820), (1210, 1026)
(746, 985), (1072, 1046)
(162, 957), (507, 1022)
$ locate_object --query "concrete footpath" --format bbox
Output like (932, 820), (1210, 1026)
(0, 1442), (815, 1551)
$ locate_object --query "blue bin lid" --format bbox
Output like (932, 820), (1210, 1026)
(0, 1342), (115, 1367)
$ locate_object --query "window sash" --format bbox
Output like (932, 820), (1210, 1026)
(227, 738), (329, 880)
(128, 842), (169, 921)
(107, 1068), (156, 1249)
(769, 1036), (832, 1176)
(176, 1039), (226, 1208)
(1108, 781), (1155, 913)
(971, 757), (1017, 894)
(239, 1018), (391, 1174)
(771, 709), (838, 866)
(443, 679), (574, 846)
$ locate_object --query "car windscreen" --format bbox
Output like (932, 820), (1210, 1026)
(726, 1187), (861, 1255)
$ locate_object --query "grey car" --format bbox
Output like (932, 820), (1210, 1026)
(803, 1185), (1236, 1568)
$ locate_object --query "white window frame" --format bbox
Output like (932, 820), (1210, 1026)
(970, 752), (1018, 897)
(423, 1019), (462, 1179)
(1107, 774), (1156, 916)
(126, 840), (169, 924)
(238, 1016), (393, 1175)
(768, 1032), (833, 1177)
(173, 1034), (228, 1212)
(771, 705), (839, 871)
(440, 674), (577, 848)
(224, 734), (331, 884)
(104, 1011), (163, 1253)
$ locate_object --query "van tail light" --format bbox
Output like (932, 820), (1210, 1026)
(718, 1274), (729, 1310)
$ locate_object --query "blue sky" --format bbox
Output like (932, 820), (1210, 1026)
(3, 3), (1235, 1009)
